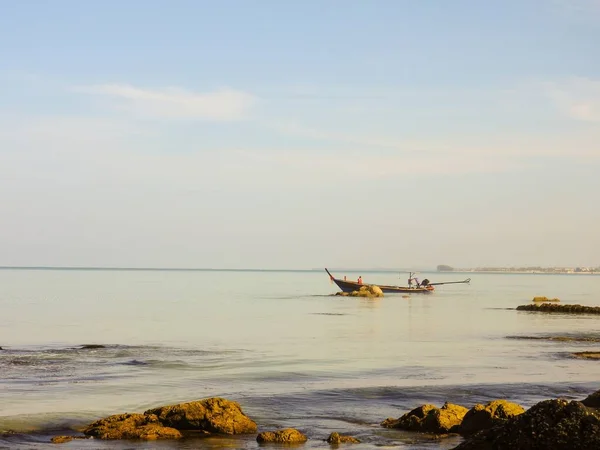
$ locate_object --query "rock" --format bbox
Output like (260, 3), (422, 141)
(80, 344), (106, 349)
(335, 292), (350, 296)
(382, 402), (468, 434)
(516, 303), (600, 315)
(582, 390), (600, 407)
(425, 402), (469, 434)
(50, 436), (89, 444)
(145, 397), (257, 435)
(256, 428), (307, 443)
(326, 432), (360, 444)
(452, 399), (600, 450)
(83, 413), (182, 440)
(381, 404), (437, 430)
(532, 296), (560, 302)
(460, 400), (525, 435)
(572, 352), (600, 360)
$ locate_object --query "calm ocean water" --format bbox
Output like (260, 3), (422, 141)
(1, 269), (599, 449)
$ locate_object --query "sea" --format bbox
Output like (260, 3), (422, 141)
(1, 268), (599, 449)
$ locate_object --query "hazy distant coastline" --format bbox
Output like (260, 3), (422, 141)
(437, 265), (599, 274)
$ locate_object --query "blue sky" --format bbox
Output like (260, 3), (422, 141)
(1, 0), (599, 269)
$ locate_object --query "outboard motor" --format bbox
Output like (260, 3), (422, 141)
(421, 279), (430, 287)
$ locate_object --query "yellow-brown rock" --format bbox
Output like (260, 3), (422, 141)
(83, 413), (182, 440)
(460, 400), (525, 435)
(50, 436), (73, 444)
(381, 402), (467, 434)
(145, 397), (256, 435)
(326, 431), (360, 444)
(256, 428), (307, 443)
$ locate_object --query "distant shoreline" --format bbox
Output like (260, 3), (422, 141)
(0, 266), (597, 275)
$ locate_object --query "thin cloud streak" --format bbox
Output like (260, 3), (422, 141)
(73, 84), (256, 120)
(544, 77), (600, 123)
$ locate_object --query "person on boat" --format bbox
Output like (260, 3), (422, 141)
(408, 276), (413, 288)
(357, 276), (363, 285)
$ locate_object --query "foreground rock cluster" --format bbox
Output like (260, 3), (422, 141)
(50, 390), (600, 449)
(382, 390), (600, 450)
(517, 303), (600, 314)
(50, 397), (358, 445)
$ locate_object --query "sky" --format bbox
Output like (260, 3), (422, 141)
(1, 0), (599, 269)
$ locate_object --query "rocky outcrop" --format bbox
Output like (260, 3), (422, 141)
(71, 397), (256, 442)
(382, 402), (468, 434)
(82, 413), (182, 440)
(459, 400), (525, 435)
(582, 390), (600, 407)
(572, 351), (600, 360)
(516, 303), (600, 314)
(145, 397), (257, 434)
(452, 399), (600, 450)
(326, 432), (360, 444)
(256, 428), (307, 443)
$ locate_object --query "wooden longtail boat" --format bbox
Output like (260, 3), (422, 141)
(324, 268), (470, 294)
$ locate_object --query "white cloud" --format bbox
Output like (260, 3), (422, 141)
(73, 84), (256, 120)
(544, 77), (600, 123)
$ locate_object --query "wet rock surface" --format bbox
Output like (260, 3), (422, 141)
(256, 428), (307, 443)
(50, 436), (90, 444)
(506, 334), (600, 343)
(82, 413), (182, 440)
(326, 431), (360, 444)
(459, 400), (525, 435)
(582, 390), (600, 407)
(572, 351), (600, 360)
(382, 402), (468, 434)
(516, 303), (600, 314)
(452, 399), (600, 450)
(145, 397), (257, 434)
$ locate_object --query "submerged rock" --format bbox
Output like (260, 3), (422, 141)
(572, 351), (600, 360)
(382, 402), (468, 434)
(256, 428), (307, 443)
(452, 399), (600, 450)
(79, 344), (106, 349)
(50, 436), (90, 444)
(326, 432), (360, 444)
(83, 413), (182, 440)
(516, 303), (600, 315)
(145, 397), (257, 434)
(459, 400), (525, 435)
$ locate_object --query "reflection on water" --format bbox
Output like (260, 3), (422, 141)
(1, 269), (599, 448)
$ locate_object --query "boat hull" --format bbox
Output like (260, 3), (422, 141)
(332, 278), (434, 294)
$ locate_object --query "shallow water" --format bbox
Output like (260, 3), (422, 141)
(1, 269), (599, 448)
